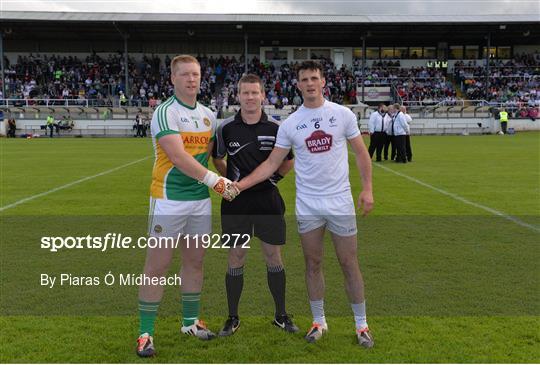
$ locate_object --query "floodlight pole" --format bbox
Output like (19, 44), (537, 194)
(244, 33), (248, 75)
(361, 35), (366, 103)
(485, 32), (490, 101)
(124, 35), (129, 103)
(0, 31), (5, 100)
(113, 22), (130, 105)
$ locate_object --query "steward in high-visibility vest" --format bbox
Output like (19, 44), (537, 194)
(46, 115), (55, 137)
(499, 109), (509, 134)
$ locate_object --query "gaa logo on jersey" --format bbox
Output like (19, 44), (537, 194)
(203, 117), (211, 127)
(305, 130), (333, 153)
(154, 225), (162, 234)
(329, 116), (337, 127)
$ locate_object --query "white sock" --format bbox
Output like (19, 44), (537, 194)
(351, 302), (368, 330)
(309, 299), (326, 325)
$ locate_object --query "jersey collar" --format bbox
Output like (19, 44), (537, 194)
(174, 95), (197, 110)
(234, 110), (269, 125)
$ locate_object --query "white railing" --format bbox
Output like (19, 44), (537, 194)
(435, 99), (465, 107)
(2, 98), (536, 120)
(0, 98), (156, 108)
(402, 100), (464, 107)
(391, 84), (403, 105)
(467, 100), (537, 108)
(0, 98), (92, 107)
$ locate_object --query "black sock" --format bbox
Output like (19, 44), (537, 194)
(225, 266), (244, 317)
(267, 265), (286, 317)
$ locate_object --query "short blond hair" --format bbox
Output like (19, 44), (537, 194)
(170, 55), (200, 73)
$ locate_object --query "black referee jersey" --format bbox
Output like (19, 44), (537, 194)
(213, 111), (294, 192)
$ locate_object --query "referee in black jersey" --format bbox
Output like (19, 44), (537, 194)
(212, 74), (297, 336)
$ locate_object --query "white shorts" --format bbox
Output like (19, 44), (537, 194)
(147, 197), (211, 237)
(295, 194), (357, 236)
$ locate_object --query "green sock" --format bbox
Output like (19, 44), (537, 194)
(182, 292), (201, 327)
(139, 300), (160, 336)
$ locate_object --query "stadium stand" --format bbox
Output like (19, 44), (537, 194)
(453, 53), (539, 118)
(1, 16), (538, 136)
(3, 53), (537, 113)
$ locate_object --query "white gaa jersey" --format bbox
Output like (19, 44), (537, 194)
(275, 100), (360, 197)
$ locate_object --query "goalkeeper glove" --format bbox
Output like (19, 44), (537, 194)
(201, 171), (240, 201)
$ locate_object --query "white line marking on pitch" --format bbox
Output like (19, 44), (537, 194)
(0, 156), (151, 212)
(373, 163), (540, 233)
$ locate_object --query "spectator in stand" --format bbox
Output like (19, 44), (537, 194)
(293, 94), (302, 106)
(4, 52), (538, 110)
(528, 107), (538, 121)
(149, 96), (158, 108)
(454, 54), (539, 105)
(119, 91), (127, 106)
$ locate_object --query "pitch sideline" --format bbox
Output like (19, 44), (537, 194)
(0, 156), (151, 212)
(373, 162), (540, 233)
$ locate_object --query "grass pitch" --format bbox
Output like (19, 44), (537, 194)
(1, 133), (539, 363)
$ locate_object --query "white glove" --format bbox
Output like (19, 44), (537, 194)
(201, 171), (240, 201)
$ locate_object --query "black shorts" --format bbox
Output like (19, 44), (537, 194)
(221, 188), (286, 245)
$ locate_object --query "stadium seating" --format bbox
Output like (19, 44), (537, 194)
(2, 53), (538, 121)
(453, 53), (540, 116)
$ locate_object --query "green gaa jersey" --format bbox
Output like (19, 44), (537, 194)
(150, 96), (216, 201)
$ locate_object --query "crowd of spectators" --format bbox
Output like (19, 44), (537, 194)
(1, 54), (359, 108)
(3, 53), (134, 106)
(1, 52), (538, 116)
(454, 52), (539, 112)
(213, 56), (359, 108)
(351, 59), (458, 105)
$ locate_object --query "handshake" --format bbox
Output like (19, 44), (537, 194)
(201, 171), (240, 201)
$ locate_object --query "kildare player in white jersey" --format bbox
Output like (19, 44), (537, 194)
(235, 60), (374, 348)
